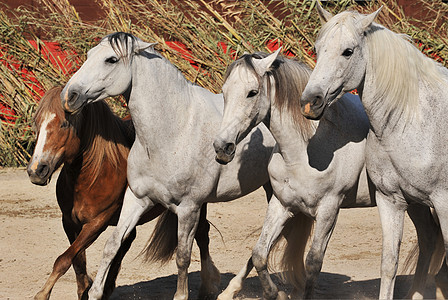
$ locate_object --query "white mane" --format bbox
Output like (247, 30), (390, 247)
(319, 11), (447, 121)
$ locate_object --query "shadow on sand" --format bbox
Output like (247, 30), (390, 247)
(110, 271), (437, 299)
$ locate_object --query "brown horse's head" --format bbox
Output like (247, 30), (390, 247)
(27, 86), (81, 185)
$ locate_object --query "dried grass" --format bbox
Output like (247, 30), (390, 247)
(0, 0), (447, 166)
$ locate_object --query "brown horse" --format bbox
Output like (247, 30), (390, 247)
(27, 86), (212, 300)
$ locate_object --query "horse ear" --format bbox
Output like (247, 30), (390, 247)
(359, 6), (382, 32)
(253, 47), (282, 77)
(316, 1), (333, 24)
(134, 41), (157, 54)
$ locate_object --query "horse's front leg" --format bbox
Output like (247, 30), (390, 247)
(252, 195), (292, 300)
(88, 187), (154, 300)
(218, 257), (254, 300)
(174, 203), (202, 300)
(303, 198), (340, 299)
(377, 191), (406, 300)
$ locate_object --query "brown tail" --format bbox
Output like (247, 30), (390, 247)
(269, 210), (314, 292)
(141, 210), (178, 265)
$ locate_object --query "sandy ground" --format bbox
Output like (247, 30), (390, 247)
(0, 167), (440, 299)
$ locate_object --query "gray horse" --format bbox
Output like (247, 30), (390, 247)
(213, 50), (377, 299)
(61, 32), (280, 300)
(300, 4), (448, 299)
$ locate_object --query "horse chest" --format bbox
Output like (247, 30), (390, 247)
(268, 153), (328, 217)
(366, 133), (437, 205)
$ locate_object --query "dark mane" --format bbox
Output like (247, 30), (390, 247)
(35, 86), (134, 186)
(226, 52), (315, 139)
(106, 32), (138, 63)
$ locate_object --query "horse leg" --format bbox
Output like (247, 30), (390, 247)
(34, 215), (78, 300)
(435, 260), (448, 298)
(431, 202), (448, 298)
(303, 200), (340, 299)
(217, 182), (273, 300)
(35, 212), (111, 300)
(405, 203), (439, 299)
(377, 192), (406, 300)
(218, 257), (254, 300)
(195, 204), (221, 299)
(173, 203), (202, 300)
(252, 195), (292, 300)
(100, 227), (137, 300)
(73, 250), (91, 300)
(88, 187), (153, 300)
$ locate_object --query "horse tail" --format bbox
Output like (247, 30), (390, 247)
(402, 219), (445, 275)
(429, 228), (445, 275)
(142, 210), (178, 265)
(269, 211), (314, 292)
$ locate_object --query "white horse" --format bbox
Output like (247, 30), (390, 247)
(60, 32), (280, 300)
(300, 4), (448, 299)
(213, 50), (378, 299)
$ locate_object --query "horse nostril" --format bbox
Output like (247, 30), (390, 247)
(36, 163), (50, 179)
(68, 91), (79, 105)
(224, 143), (235, 156)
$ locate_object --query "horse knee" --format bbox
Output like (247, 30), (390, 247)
(252, 246), (268, 272)
(53, 254), (72, 275)
(176, 252), (191, 270)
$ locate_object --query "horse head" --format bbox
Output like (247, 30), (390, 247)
(28, 87), (81, 185)
(300, 4), (382, 120)
(214, 50), (280, 164)
(61, 32), (156, 113)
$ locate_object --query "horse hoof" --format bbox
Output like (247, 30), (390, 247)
(276, 291), (289, 300)
(34, 291), (49, 300)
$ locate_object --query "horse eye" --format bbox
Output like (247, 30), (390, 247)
(247, 90), (259, 98)
(105, 56), (119, 64)
(60, 120), (70, 128)
(342, 48), (354, 57)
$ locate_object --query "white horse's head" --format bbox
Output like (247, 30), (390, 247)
(61, 32), (156, 113)
(213, 50), (280, 164)
(300, 4), (382, 119)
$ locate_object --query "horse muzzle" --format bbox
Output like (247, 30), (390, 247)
(61, 88), (86, 114)
(27, 161), (52, 186)
(300, 89), (327, 120)
(213, 140), (236, 165)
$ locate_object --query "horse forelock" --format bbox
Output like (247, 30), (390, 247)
(106, 32), (138, 63)
(34, 86), (66, 130)
(227, 53), (315, 140)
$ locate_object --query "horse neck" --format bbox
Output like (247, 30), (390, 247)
(359, 28), (441, 137)
(129, 52), (221, 151)
(268, 97), (317, 166)
(134, 52), (193, 108)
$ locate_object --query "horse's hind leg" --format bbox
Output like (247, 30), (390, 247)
(252, 195), (292, 300)
(88, 188), (153, 300)
(405, 203), (439, 299)
(72, 250), (92, 299)
(195, 204), (221, 299)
